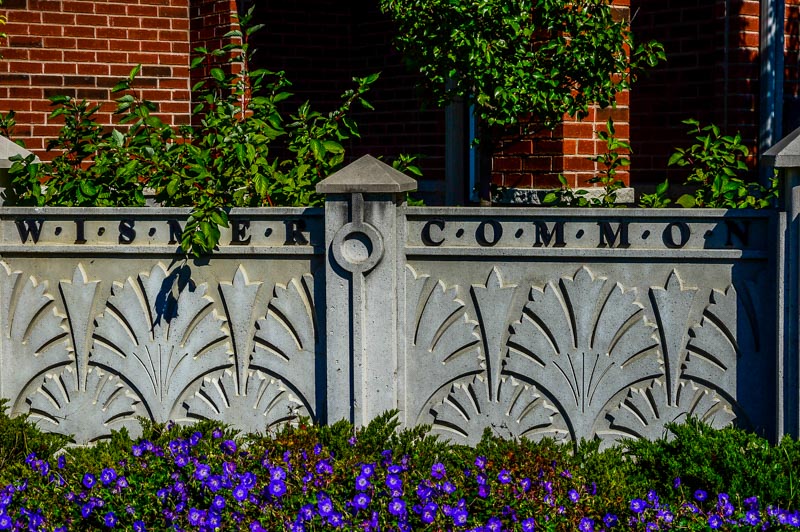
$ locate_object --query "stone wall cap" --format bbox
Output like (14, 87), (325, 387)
(316, 154), (417, 194)
(764, 126), (800, 167)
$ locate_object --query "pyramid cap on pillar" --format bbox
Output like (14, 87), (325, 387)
(316, 154), (417, 194)
(764, 126), (800, 168)
(0, 136), (39, 169)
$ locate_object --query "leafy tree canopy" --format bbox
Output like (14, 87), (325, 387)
(379, 0), (665, 131)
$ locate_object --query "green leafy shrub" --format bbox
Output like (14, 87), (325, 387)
(670, 119), (779, 208)
(3, 8), (396, 257)
(379, 0), (664, 201)
(3, 409), (800, 530)
(623, 418), (800, 509)
(0, 399), (71, 484)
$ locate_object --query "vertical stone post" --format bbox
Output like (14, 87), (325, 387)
(765, 129), (800, 437)
(317, 155), (416, 426)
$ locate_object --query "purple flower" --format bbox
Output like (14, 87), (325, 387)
(604, 513), (618, 528)
(579, 517), (594, 532)
(173, 454), (189, 468)
(212, 428), (223, 439)
(318, 493), (334, 518)
(416, 483), (433, 501)
(568, 489), (580, 503)
(386, 474), (403, 491)
(57, 455), (66, 469)
(486, 516), (502, 531)
(222, 439), (237, 454)
(498, 469), (512, 485)
(352, 492), (371, 511)
(250, 521), (266, 532)
(478, 484), (490, 498)
(299, 504), (314, 521)
(421, 502), (438, 524)
(271, 467), (286, 481)
(0, 514), (11, 530)
(475, 456), (487, 470)
(708, 514), (723, 529)
(100, 468), (117, 486)
(452, 508), (469, 527)
(103, 511), (118, 528)
(694, 490), (708, 502)
(268, 480), (287, 498)
(388, 498), (407, 517)
(206, 475), (223, 492)
(132, 521), (146, 532)
(188, 508), (204, 526)
(116, 476), (129, 489)
(745, 510), (761, 525)
(630, 498), (647, 513)
(233, 484), (249, 502)
(360, 463), (375, 478)
(194, 463), (211, 480)
(442, 481), (456, 494)
(327, 511), (343, 528)
(355, 475), (371, 491)
(83, 473), (97, 489)
(212, 495), (226, 511)
(431, 463), (446, 479)
(521, 517), (536, 531)
(673, 477), (681, 489)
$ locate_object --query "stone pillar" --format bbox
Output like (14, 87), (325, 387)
(764, 128), (800, 437)
(317, 155), (416, 425)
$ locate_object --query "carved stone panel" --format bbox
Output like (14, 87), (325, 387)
(405, 264), (771, 446)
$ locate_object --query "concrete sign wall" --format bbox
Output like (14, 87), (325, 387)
(0, 156), (790, 445)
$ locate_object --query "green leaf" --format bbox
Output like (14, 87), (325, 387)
(667, 152), (684, 166)
(79, 180), (98, 197)
(676, 194), (696, 208)
(309, 139), (325, 160)
(210, 68), (226, 82)
(111, 129), (125, 147)
(166, 179), (180, 197)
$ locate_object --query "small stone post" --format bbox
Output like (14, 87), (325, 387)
(764, 128), (800, 437)
(317, 155), (416, 426)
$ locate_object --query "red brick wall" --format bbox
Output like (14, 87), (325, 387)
(629, 0), (767, 189)
(189, 0), (237, 93)
(490, 0), (632, 191)
(0, 0), (191, 157)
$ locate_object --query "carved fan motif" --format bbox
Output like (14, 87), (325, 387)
(0, 262), (71, 409)
(91, 263), (230, 423)
(185, 269), (318, 429)
(186, 369), (307, 432)
(405, 266), (481, 424)
(606, 379), (736, 443)
(507, 267), (661, 442)
(430, 374), (567, 445)
(26, 366), (141, 443)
